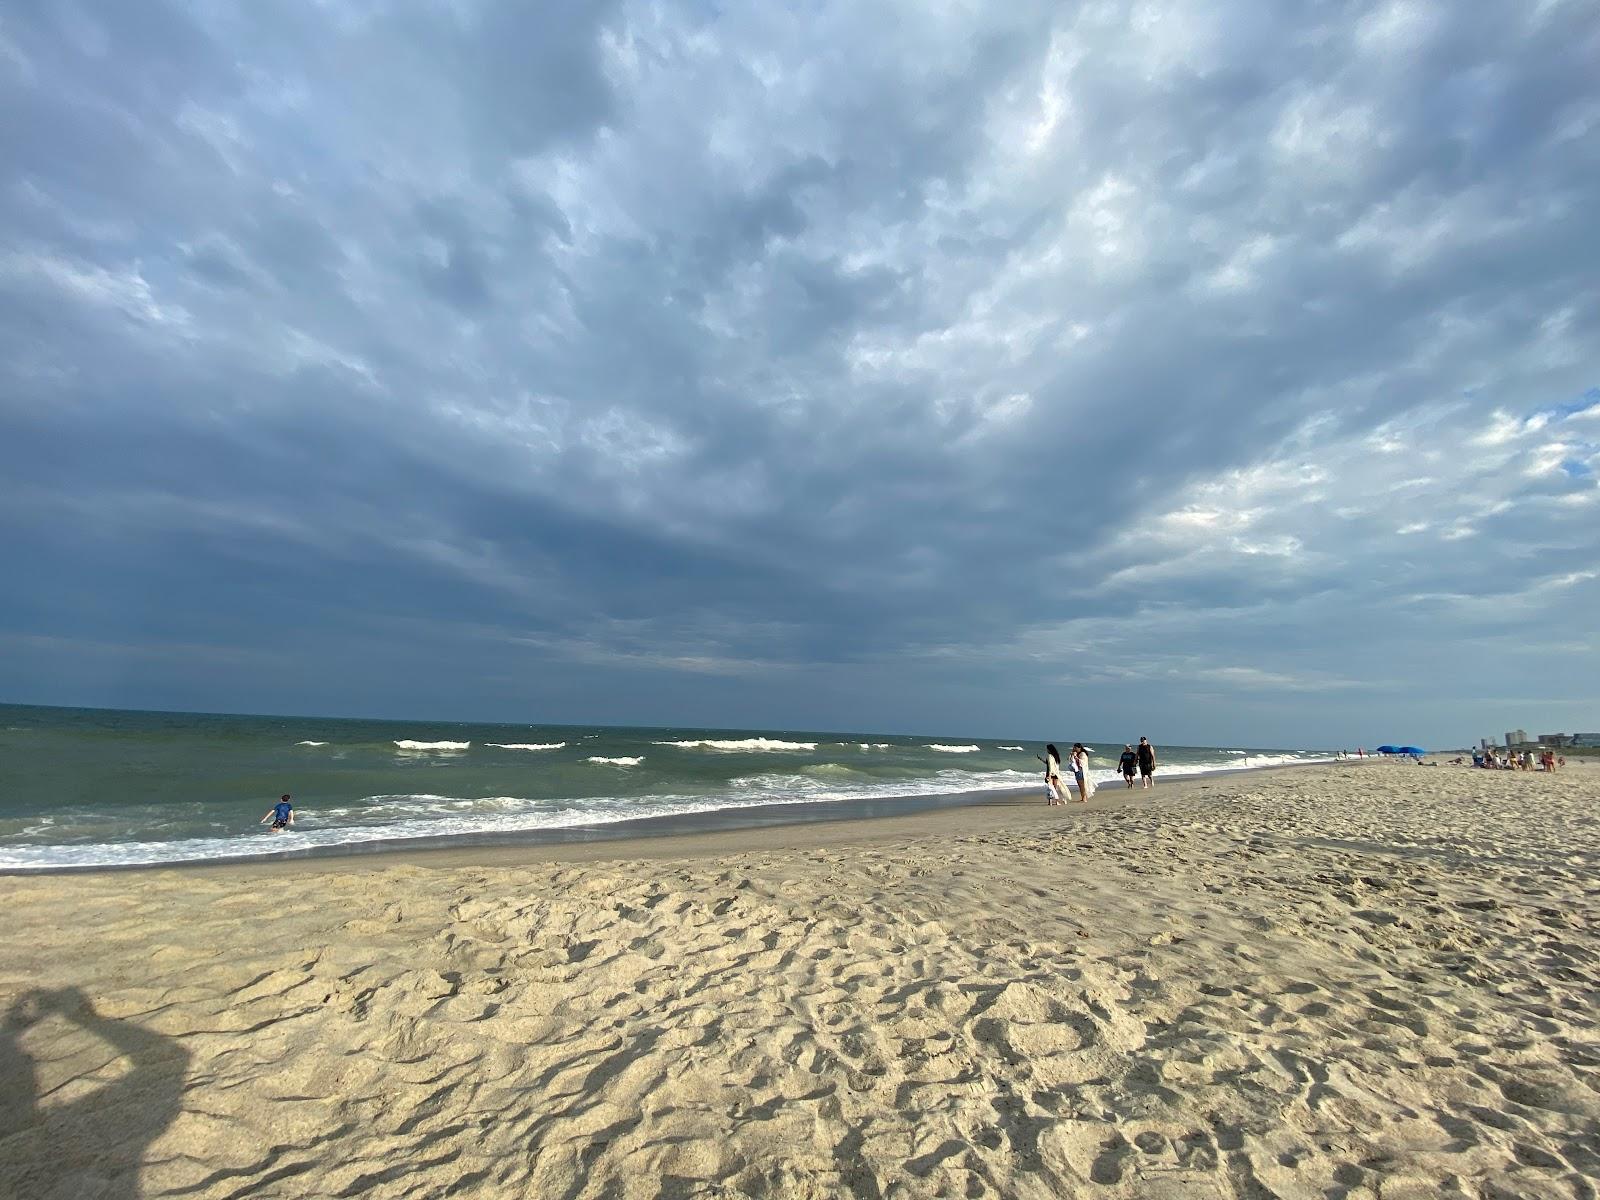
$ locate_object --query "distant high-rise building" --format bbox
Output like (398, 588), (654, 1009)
(1505, 730), (1529, 747)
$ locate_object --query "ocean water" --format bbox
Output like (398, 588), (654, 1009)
(0, 705), (1335, 870)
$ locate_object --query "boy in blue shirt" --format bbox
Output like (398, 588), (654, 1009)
(261, 794), (295, 832)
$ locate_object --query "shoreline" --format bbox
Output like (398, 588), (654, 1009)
(7, 757), (1345, 878)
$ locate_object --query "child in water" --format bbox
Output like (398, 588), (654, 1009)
(260, 794), (295, 832)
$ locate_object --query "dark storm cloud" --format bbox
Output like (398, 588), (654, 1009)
(1, 0), (1596, 743)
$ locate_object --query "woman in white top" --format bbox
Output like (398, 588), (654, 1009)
(1070, 743), (1094, 802)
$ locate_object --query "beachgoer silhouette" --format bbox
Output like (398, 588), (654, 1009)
(0, 987), (188, 1199)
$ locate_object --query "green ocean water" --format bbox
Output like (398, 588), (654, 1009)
(0, 704), (1334, 869)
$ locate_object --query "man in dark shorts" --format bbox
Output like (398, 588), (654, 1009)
(261, 794), (295, 832)
(1137, 737), (1156, 788)
(1119, 745), (1138, 787)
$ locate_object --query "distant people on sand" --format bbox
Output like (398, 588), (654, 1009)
(1070, 743), (1093, 802)
(1119, 745), (1138, 787)
(261, 794), (295, 832)
(1039, 745), (1066, 806)
(1468, 748), (1560, 771)
(1137, 737), (1156, 788)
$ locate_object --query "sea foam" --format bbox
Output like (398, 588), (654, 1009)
(655, 738), (817, 751)
(296, 740), (329, 746)
(1239, 753), (1326, 769)
(589, 756), (643, 766)
(0, 777), (1018, 870)
(394, 740), (471, 751)
(486, 742), (566, 751)
(927, 744), (981, 753)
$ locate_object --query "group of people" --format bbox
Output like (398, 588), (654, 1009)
(1466, 749), (1564, 771)
(1039, 738), (1156, 805)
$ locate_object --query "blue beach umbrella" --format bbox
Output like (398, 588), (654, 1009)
(1374, 744), (1400, 754)
(1397, 746), (1426, 757)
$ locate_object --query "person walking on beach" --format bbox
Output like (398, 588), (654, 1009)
(1038, 745), (1066, 806)
(1137, 737), (1156, 788)
(261, 794), (295, 832)
(1070, 743), (1093, 802)
(1119, 744), (1138, 787)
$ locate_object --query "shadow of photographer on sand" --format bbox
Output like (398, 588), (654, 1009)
(1, 986), (188, 1200)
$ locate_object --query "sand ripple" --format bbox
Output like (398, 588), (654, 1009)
(1, 762), (1596, 1197)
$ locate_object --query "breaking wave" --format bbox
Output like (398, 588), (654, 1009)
(927, 744), (981, 753)
(393, 740), (471, 751)
(654, 738), (818, 751)
(1237, 753), (1326, 770)
(486, 742), (566, 751)
(588, 756), (643, 766)
(0, 770), (1034, 870)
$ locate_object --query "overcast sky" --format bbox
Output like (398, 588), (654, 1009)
(2, 0), (1596, 747)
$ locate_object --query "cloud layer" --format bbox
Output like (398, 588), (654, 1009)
(2, 0), (1597, 745)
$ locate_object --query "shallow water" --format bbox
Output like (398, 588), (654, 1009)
(0, 704), (1334, 868)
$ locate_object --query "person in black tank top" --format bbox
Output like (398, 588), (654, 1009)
(1136, 738), (1156, 788)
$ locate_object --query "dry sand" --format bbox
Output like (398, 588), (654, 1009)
(1, 760), (1597, 1199)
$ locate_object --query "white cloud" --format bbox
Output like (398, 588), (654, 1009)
(1354, 0), (1442, 56)
(2, 251), (189, 328)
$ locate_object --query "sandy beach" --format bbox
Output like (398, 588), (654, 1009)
(2, 760), (1596, 1199)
